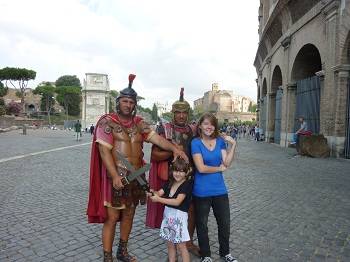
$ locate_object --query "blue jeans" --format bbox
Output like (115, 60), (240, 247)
(293, 133), (299, 144)
(193, 194), (230, 257)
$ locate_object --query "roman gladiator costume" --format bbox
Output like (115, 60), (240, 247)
(146, 88), (199, 255)
(87, 74), (155, 262)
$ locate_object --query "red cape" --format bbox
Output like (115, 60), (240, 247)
(86, 113), (143, 223)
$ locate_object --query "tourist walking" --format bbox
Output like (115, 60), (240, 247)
(89, 124), (95, 135)
(74, 120), (82, 141)
(191, 112), (238, 262)
(148, 157), (193, 262)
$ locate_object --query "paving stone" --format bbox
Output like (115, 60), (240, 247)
(0, 131), (350, 261)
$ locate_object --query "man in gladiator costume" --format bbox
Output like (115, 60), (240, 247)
(87, 74), (188, 262)
(146, 87), (200, 257)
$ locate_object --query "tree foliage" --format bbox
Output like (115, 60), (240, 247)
(55, 75), (82, 117)
(55, 75), (81, 88)
(56, 86), (81, 116)
(151, 103), (158, 121)
(0, 98), (5, 115)
(0, 67), (36, 112)
(161, 112), (172, 122)
(109, 90), (119, 113)
(33, 83), (56, 112)
(0, 81), (8, 97)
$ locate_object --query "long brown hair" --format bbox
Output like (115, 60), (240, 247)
(196, 112), (219, 138)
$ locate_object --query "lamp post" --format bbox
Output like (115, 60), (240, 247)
(48, 96), (55, 127)
(42, 93), (54, 127)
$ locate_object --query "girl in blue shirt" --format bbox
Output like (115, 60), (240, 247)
(191, 113), (237, 262)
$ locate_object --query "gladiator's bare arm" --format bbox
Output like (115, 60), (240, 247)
(151, 145), (172, 162)
(98, 144), (118, 178)
(148, 133), (189, 162)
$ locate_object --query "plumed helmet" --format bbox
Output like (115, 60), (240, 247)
(117, 74), (137, 102)
(171, 87), (190, 113)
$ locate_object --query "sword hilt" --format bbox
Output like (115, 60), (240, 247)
(121, 176), (129, 186)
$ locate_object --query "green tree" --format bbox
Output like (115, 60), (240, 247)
(161, 112), (172, 122)
(0, 96), (5, 116)
(55, 75), (81, 88)
(55, 75), (82, 118)
(0, 81), (8, 97)
(250, 104), (257, 112)
(56, 86), (82, 118)
(109, 90), (119, 113)
(0, 67), (36, 112)
(151, 103), (158, 121)
(33, 83), (56, 125)
(248, 102), (253, 112)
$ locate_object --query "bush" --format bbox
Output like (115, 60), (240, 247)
(0, 97), (4, 106)
(6, 101), (21, 115)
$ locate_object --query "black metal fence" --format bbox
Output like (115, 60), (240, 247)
(260, 96), (267, 136)
(345, 78), (350, 158)
(295, 76), (321, 133)
(274, 89), (283, 144)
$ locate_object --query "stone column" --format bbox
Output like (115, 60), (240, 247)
(265, 57), (272, 141)
(280, 35), (291, 147)
(285, 83), (297, 143)
(267, 92), (276, 142)
(332, 65), (350, 157)
(320, 1), (340, 140)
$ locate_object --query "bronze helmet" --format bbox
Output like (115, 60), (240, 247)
(171, 87), (190, 113)
(116, 74), (138, 116)
(117, 74), (137, 102)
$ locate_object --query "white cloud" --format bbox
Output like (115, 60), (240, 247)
(0, 0), (259, 108)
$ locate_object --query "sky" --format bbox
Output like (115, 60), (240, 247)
(0, 0), (260, 109)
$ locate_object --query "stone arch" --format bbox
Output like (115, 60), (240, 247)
(291, 43), (322, 134)
(341, 31), (350, 64)
(344, 31), (350, 158)
(271, 65), (283, 94)
(268, 65), (283, 143)
(260, 78), (268, 136)
(266, 18), (283, 48)
(291, 43), (322, 82)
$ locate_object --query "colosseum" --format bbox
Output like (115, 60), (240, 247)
(254, 0), (350, 158)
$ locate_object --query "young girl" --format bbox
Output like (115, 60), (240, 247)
(148, 157), (193, 262)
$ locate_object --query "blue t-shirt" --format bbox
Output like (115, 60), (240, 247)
(191, 137), (228, 197)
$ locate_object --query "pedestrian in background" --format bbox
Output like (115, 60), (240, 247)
(290, 116), (308, 145)
(191, 112), (237, 262)
(74, 120), (82, 141)
(89, 124), (95, 135)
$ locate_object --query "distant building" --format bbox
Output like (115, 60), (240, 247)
(193, 83), (256, 122)
(155, 101), (171, 116)
(81, 73), (110, 129)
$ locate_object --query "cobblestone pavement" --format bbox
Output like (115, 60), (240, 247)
(0, 130), (349, 262)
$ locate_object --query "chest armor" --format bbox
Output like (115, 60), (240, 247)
(108, 121), (143, 169)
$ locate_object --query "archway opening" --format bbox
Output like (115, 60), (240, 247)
(260, 78), (268, 138)
(344, 32), (350, 158)
(270, 66), (283, 144)
(291, 43), (322, 134)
